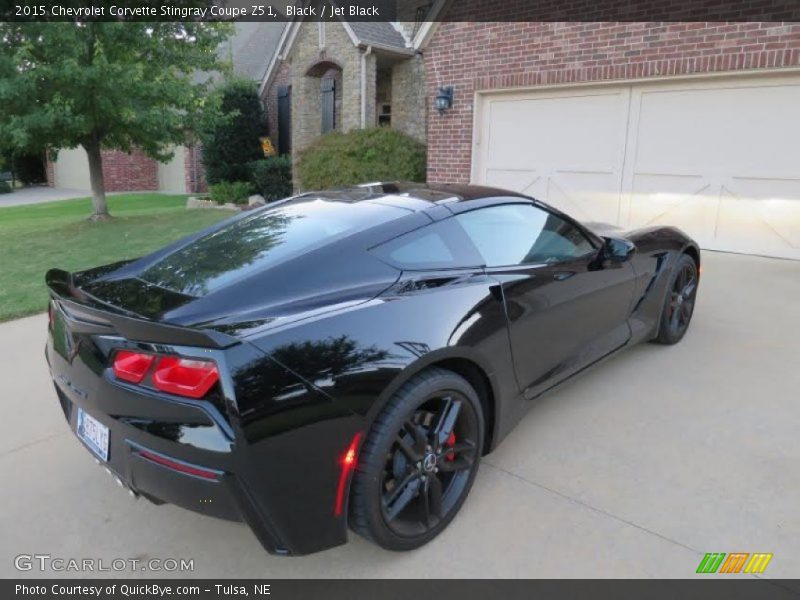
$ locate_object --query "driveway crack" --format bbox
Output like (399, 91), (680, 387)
(1, 430), (70, 457)
(481, 459), (700, 554)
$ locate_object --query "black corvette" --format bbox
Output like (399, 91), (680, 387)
(46, 183), (700, 555)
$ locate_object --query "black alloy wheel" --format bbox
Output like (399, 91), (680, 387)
(349, 368), (484, 551)
(654, 253), (698, 344)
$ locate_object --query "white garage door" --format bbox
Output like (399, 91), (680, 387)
(53, 147), (91, 190)
(473, 74), (800, 259)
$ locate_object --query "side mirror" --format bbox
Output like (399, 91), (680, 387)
(602, 237), (636, 262)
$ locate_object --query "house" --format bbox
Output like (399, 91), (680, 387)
(260, 0), (798, 259)
(46, 2), (799, 260)
(46, 22), (286, 195)
(421, 1), (800, 260)
(259, 1), (436, 163)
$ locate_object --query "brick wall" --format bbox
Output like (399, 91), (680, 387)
(425, 12), (800, 183)
(45, 153), (55, 187)
(46, 146), (196, 192)
(101, 149), (158, 192)
(184, 145), (208, 194)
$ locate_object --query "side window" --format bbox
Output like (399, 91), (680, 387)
(455, 204), (596, 267)
(371, 219), (483, 270)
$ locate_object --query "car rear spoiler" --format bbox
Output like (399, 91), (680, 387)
(45, 268), (239, 349)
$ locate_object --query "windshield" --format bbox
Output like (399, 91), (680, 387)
(139, 198), (404, 297)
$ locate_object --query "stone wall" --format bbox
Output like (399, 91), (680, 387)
(260, 13), (428, 189)
(289, 20), (364, 160)
(391, 53), (427, 143)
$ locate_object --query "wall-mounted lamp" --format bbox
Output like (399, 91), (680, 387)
(434, 86), (453, 114)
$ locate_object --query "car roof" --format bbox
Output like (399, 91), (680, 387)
(288, 182), (599, 252)
(295, 182), (531, 210)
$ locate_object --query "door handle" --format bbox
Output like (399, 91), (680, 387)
(553, 271), (576, 281)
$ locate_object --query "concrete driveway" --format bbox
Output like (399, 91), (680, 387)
(1, 250), (798, 579)
(0, 186), (91, 207)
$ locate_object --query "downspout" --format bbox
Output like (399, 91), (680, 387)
(360, 46), (372, 128)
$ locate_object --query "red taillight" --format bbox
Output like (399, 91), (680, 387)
(113, 351), (156, 384)
(152, 356), (219, 399)
(334, 432), (362, 517)
(112, 350), (219, 399)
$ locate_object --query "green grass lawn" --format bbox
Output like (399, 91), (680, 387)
(0, 193), (233, 322)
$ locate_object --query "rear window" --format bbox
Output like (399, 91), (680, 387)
(140, 199), (403, 296)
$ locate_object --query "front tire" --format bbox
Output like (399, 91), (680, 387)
(349, 368), (484, 551)
(653, 253), (698, 344)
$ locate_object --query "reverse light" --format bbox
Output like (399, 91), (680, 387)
(113, 351), (156, 384)
(152, 356), (220, 399)
(344, 444), (357, 466)
(334, 432), (363, 517)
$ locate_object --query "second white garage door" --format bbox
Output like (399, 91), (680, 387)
(472, 74), (800, 260)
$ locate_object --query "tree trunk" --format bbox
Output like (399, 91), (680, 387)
(83, 140), (111, 220)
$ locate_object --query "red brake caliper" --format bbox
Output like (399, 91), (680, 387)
(445, 431), (456, 461)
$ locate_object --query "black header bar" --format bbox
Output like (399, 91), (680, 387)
(2, 0), (800, 23)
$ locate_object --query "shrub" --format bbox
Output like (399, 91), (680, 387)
(209, 180), (254, 205)
(201, 79), (267, 185)
(295, 128), (426, 190)
(14, 153), (46, 184)
(249, 156), (292, 201)
(0, 180), (11, 194)
(0, 151), (46, 185)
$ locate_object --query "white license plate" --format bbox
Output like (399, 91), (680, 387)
(76, 408), (109, 462)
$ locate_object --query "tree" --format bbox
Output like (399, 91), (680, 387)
(0, 22), (232, 219)
(200, 78), (267, 185)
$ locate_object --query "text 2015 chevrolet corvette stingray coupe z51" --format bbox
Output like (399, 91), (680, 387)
(45, 183), (700, 555)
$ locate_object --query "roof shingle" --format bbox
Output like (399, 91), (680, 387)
(348, 22), (409, 50)
(223, 22), (287, 82)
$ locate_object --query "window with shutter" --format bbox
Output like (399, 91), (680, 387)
(277, 85), (291, 155)
(321, 77), (335, 134)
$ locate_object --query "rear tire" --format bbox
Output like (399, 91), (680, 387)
(349, 368), (484, 551)
(653, 253), (698, 345)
